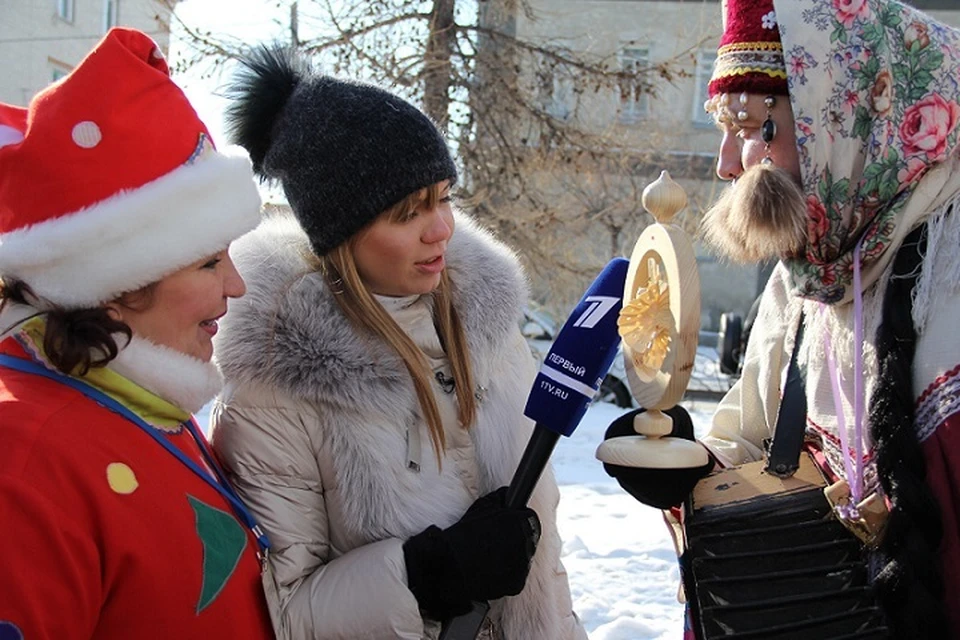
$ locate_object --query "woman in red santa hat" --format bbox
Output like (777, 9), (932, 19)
(0, 28), (275, 639)
(604, 0), (960, 638)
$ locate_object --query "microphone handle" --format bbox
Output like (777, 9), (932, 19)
(439, 426), (561, 640)
(437, 601), (490, 640)
(505, 426), (561, 508)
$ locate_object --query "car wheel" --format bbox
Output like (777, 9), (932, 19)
(717, 312), (743, 375)
(596, 375), (633, 408)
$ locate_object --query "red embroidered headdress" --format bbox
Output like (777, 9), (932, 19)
(708, 0), (788, 98)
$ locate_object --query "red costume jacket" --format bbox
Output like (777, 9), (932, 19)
(0, 337), (274, 639)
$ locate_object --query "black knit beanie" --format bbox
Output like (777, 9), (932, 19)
(224, 44), (458, 256)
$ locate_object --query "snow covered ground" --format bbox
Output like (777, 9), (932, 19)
(196, 395), (719, 639)
(554, 398), (718, 639)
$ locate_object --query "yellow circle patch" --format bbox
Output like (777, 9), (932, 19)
(106, 462), (139, 494)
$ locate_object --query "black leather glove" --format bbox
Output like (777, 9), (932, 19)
(602, 406), (715, 509)
(402, 487), (541, 619)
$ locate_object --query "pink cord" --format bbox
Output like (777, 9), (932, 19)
(821, 240), (866, 514)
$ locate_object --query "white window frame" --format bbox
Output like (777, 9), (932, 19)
(619, 46), (650, 124)
(103, 0), (120, 32)
(50, 61), (72, 83)
(692, 49), (717, 127)
(544, 70), (575, 121)
(56, 0), (75, 23)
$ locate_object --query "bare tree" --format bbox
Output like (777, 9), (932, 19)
(160, 0), (699, 316)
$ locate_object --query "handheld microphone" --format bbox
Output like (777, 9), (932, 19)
(508, 256), (629, 506)
(440, 257), (628, 640)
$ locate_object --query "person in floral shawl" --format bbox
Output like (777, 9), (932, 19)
(704, 0), (960, 636)
(605, 0), (960, 637)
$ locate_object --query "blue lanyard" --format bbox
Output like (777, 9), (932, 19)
(0, 353), (270, 556)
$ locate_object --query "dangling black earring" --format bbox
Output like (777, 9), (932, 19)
(761, 95), (777, 165)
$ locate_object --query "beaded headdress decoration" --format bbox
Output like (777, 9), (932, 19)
(704, 0), (789, 159)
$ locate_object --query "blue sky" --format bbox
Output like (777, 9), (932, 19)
(169, 0), (290, 144)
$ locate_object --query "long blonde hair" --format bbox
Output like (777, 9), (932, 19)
(317, 183), (477, 462)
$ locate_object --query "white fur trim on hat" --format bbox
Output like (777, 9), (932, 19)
(0, 149), (261, 309)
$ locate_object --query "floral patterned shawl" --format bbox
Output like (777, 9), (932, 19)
(775, 0), (960, 303)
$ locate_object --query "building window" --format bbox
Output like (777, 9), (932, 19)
(692, 50), (717, 127)
(50, 61), (72, 83)
(56, 0), (75, 23)
(104, 0), (119, 32)
(541, 68), (575, 121)
(619, 46), (650, 124)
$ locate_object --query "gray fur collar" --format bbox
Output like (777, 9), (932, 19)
(214, 210), (528, 403)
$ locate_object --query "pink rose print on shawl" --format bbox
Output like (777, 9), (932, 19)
(833, 0), (870, 28)
(819, 263), (838, 287)
(870, 70), (894, 118)
(807, 196), (830, 246)
(900, 93), (960, 160)
(904, 21), (930, 50)
(898, 156), (928, 185)
(801, 259), (839, 287)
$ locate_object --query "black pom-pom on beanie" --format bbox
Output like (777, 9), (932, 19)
(224, 43), (458, 256)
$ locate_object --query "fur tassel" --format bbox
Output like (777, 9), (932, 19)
(700, 163), (807, 264)
(224, 43), (308, 175)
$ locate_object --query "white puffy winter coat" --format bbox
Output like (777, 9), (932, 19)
(210, 212), (586, 640)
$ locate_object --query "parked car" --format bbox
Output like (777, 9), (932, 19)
(716, 294), (762, 376)
(521, 307), (636, 409)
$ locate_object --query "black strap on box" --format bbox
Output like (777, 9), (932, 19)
(764, 318), (807, 478)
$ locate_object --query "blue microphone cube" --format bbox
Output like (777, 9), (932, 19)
(523, 258), (628, 436)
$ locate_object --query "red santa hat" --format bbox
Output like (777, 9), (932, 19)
(0, 104), (26, 149)
(0, 28), (261, 309)
(708, 0), (788, 98)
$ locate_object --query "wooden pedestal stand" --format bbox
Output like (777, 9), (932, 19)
(595, 170), (708, 469)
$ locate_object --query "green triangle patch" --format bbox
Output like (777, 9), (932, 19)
(188, 495), (248, 613)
